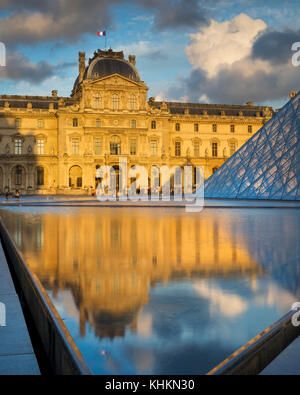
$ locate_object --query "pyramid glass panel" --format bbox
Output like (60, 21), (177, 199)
(204, 92), (300, 200)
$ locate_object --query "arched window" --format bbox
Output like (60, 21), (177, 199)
(110, 136), (121, 155)
(37, 166), (44, 186)
(151, 120), (156, 129)
(129, 94), (137, 110)
(94, 94), (102, 109)
(111, 94), (119, 110)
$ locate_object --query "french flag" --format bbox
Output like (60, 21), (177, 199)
(97, 31), (106, 36)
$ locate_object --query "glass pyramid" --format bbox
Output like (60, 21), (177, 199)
(205, 92), (300, 200)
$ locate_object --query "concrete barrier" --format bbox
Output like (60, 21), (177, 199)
(0, 220), (91, 375)
(207, 309), (300, 375)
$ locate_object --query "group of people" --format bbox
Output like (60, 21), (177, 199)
(5, 190), (20, 200)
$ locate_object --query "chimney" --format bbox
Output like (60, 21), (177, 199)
(79, 52), (86, 83)
(129, 55), (136, 66)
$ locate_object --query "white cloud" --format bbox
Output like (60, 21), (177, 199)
(193, 281), (248, 318)
(185, 13), (267, 78)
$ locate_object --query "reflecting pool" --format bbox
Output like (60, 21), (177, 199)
(0, 207), (300, 374)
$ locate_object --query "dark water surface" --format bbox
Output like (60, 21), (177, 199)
(1, 207), (299, 374)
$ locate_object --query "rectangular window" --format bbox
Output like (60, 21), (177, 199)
(130, 139), (136, 155)
(175, 142), (181, 156)
(72, 138), (79, 155)
(194, 141), (199, 157)
(212, 124), (217, 133)
(94, 138), (101, 155)
(37, 139), (44, 155)
(194, 124), (199, 132)
(150, 140), (157, 156)
(14, 139), (22, 155)
(229, 141), (236, 156)
(212, 142), (218, 157)
(73, 118), (78, 127)
(96, 119), (101, 128)
(175, 123), (180, 131)
(230, 124), (235, 133)
(38, 119), (44, 128)
(131, 120), (136, 128)
(248, 125), (252, 133)
(15, 118), (21, 128)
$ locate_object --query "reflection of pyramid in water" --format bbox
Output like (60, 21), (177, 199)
(205, 92), (300, 200)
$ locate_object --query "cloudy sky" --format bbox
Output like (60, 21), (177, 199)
(0, 0), (299, 108)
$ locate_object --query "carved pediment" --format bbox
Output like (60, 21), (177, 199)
(89, 74), (144, 88)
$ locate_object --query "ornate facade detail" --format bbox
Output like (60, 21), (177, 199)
(0, 47), (275, 194)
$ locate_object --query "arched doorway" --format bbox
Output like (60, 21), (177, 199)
(69, 166), (82, 188)
(110, 165), (122, 193)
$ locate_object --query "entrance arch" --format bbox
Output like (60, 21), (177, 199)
(69, 166), (82, 188)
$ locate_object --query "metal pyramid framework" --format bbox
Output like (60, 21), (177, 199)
(205, 92), (300, 200)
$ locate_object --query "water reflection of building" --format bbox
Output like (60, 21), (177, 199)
(1, 209), (262, 339)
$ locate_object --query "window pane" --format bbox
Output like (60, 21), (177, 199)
(72, 138), (79, 154)
(212, 142), (218, 157)
(37, 166), (44, 186)
(15, 166), (22, 185)
(150, 140), (157, 156)
(129, 95), (137, 110)
(94, 139), (101, 155)
(194, 141), (199, 157)
(94, 95), (101, 109)
(112, 94), (119, 110)
(110, 136), (121, 155)
(130, 139), (136, 155)
(175, 142), (181, 156)
(230, 141), (236, 156)
(14, 139), (22, 155)
(37, 139), (44, 155)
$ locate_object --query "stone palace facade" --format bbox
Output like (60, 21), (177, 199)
(0, 48), (275, 195)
